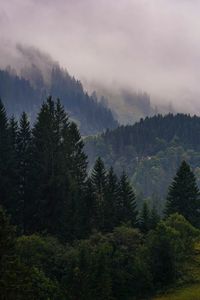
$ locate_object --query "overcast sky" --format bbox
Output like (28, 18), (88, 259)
(1, 0), (200, 113)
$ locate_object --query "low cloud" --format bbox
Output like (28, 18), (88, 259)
(1, 0), (200, 114)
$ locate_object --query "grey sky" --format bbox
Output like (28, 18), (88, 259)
(1, 0), (200, 113)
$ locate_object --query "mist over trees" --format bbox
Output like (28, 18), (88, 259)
(0, 66), (118, 135)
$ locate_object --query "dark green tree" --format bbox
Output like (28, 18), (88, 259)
(0, 100), (10, 209)
(30, 97), (70, 238)
(118, 172), (138, 226)
(139, 201), (150, 233)
(63, 121), (88, 239)
(78, 178), (96, 238)
(165, 161), (200, 226)
(104, 167), (120, 231)
(0, 206), (16, 298)
(16, 112), (32, 233)
(29, 97), (88, 241)
(6, 117), (19, 220)
(91, 157), (107, 231)
(149, 205), (160, 230)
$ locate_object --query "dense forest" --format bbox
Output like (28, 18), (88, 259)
(85, 114), (200, 209)
(0, 67), (118, 135)
(1, 97), (200, 299)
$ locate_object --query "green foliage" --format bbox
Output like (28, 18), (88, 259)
(118, 172), (138, 226)
(89, 158), (138, 233)
(62, 227), (152, 300)
(16, 112), (32, 233)
(154, 284), (200, 300)
(139, 201), (151, 233)
(139, 201), (161, 233)
(85, 114), (200, 202)
(0, 207), (60, 299)
(166, 161), (200, 226)
(146, 214), (199, 288)
(90, 157), (108, 231)
(0, 98), (200, 299)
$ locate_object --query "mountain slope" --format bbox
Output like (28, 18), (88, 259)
(85, 114), (200, 205)
(0, 67), (118, 135)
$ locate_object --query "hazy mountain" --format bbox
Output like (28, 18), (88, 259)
(0, 65), (118, 135)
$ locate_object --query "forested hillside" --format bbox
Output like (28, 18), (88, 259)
(1, 98), (200, 299)
(85, 114), (200, 207)
(0, 67), (118, 135)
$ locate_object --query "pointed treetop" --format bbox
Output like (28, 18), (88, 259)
(165, 160), (200, 227)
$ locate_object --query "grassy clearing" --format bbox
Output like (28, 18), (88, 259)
(153, 242), (200, 300)
(154, 284), (200, 300)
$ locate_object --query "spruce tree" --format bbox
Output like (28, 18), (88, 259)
(139, 201), (150, 233)
(104, 167), (120, 231)
(64, 122), (87, 186)
(149, 205), (160, 230)
(6, 117), (19, 221)
(118, 172), (138, 226)
(30, 97), (88, 241)
(63, 121), (88, 239)
(91, 157), (107, 231)
(30, 97), (70, 238)
(78, 178), (96, 238)
(16, 112), (32, 233)
(0, 100), (9, 208)
(165, 161), (200, 226)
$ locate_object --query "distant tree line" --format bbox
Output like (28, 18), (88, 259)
(101, 113), (200, 156)
(85, 113), (200, 201)
(0, 67), (118, 135)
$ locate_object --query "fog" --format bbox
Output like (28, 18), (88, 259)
(1, 0), (200, 114)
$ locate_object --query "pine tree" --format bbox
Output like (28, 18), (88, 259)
(91, 157), (107, 231)
(139, 201), (150, 233)
(118, 172), (138, 226)
(165, 161), (200, 226)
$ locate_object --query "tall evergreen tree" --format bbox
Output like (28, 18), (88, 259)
(0, 100), (9, 208)
(6, 117), (19, 221)
(29, 97), (88, 241)
(91, 157), (107, 231)
(65, 122), (87, 186)
(165, 161), (200, 226)
(63, 121), (88, 239)
(104, 167), (120, 231)
(149, 205), (160, 230)
(78, 178), (96, 238)
(30, 97), (70, 238)
(118, 172), (138, 226)
(139, 201), (150, 233)
(16, 112), (32, 233)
